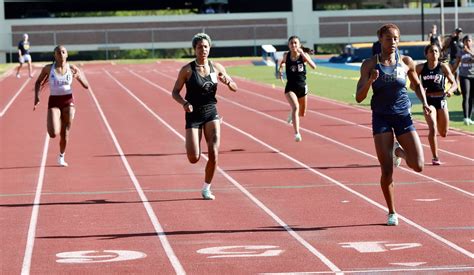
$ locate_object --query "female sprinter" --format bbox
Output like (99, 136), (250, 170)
(416, 43), (457, 165)
(34, 45), (89, 167)
(278, 36), (316, 142)
(356, 24), (430, 226)
(171, 33), (237, 200)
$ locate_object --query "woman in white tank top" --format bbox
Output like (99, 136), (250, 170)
(34, 45), (89, 167)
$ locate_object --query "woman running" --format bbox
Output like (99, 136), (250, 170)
(416, 43), (457, 165)
(34, 45), (89, 167)
(171, 33), (237, 200)
(278, 36), (316, 142)
(356, 24), (430, 226)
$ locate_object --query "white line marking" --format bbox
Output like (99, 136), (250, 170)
(21, 134), (49, 275)
(86, 79), (185, 275)
(0, 77), (32, 117)
(144, 69), (474, 258)
(260, 265), (474, 274)
(118, 69), (343, 273)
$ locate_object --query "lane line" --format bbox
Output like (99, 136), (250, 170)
(130, 69), (473, 259)
(153, 69), (473, 197)
(0, 76), (33, 117)
(85, 79), (185, 275)
(21, 134), (49, 275)
(261, 265), (474, 274)
(109, 70), (343, 273)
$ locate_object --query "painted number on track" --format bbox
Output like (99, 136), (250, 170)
(339, 241), (421, 253)
(56, 250), (146, 263)
(197, 245), (283, 258)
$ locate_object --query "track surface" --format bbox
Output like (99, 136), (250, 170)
(1, 61), (473, 274)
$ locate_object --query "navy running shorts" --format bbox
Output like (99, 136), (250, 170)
(372, 112), (416, 137)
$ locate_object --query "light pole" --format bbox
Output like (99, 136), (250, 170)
(421, 0), (425, 41)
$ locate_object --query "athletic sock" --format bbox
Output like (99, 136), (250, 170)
(202, 183), (211, 191)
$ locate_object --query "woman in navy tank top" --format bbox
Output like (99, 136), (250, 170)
(356, 24), (431, 226)
(278, 36), (316, 142)
(34, 45), (89, 167)
(416, 44), (458, 165)
(172, 33), (237, 200)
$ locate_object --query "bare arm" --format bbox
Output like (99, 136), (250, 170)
(355, 57), (378, 103)
(213, 62), (237, 92)
(70, 64), (89, 89)
(34, 65), (51, 109)
(300, 50), (316, 69)
(451, 56), (461, 72)
(171, 65), (193, 112)
(404, 56), (430, 115)
(278, 52), (287, 80)
(411, 63), (424, 91)
(441, 63), (457, 97)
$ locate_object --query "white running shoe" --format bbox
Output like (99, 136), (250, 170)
(57, 154), (68, 167)
(16, 74), (20, 78)
(387, 213), (399, 226)
(393, 141), (401, 167)
(295, 133), (302, 142)
(201, 189), (215, 200)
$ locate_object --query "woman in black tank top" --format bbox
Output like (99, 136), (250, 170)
(415, 43), (458, 165)
(171, 33), (237, 200)
(278, 36), (316, 142)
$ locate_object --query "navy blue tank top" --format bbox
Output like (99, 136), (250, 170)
(371, 53), (411, 115)
(285, 53), (306, 86)
(185, 61), (218, 108)
(421, 62), (445, 95)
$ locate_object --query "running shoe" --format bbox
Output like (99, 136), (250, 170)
(16, 74), (20, 78)
(57, 154), (68, 167)
(432, 158), (441, 166)
(387, 213), (399, 226)
(393, 141), (402, 167)
(201, 189), (215, 200)
(464, 118), (471, 126)
(453, 89), (461, 96)
(295, 133), (302, 142)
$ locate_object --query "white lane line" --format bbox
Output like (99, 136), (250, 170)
(117, 69), (343, 273)
(260, 265), (474, 274)
(0, 76), (33, 117)
(21, 134), (50, 275)
(153, 69), (473, 197)
(140, 69), (473, 259)
(85, 78), (185, 275)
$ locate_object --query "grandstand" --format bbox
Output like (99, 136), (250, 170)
(0, 0), (473, 62)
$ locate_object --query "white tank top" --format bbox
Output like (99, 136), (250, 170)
(49, 63), (73, 96)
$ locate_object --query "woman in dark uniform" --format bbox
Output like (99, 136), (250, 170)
(278, 36), (316, 142)
(172, 33), (237, 200)
(416, 43), (457, 165)
(356, 24), (430, 226)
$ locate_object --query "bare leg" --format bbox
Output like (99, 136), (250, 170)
(59, 106), (75, 154)
(203, 120), (220, 184)
(424, 106), (438, 159)
(27, 60), (33, 77)
(47, 108), (62, 138)
(298, 95), (307, 117)
(373, 132), (396, 214)
(185, 127), (202, 164)
(395, 130), (424, 173)
(285, 92), (299, 135)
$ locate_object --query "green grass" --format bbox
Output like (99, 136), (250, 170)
(227, 64), (472, 132)
(0, 64), (16, 75)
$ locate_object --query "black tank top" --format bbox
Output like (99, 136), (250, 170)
(285, 53), (306, 86)
(185, 61), (218, 107)
(421, 62), (445, 94)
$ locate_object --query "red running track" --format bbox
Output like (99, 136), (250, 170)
(1, 61), (473, 274)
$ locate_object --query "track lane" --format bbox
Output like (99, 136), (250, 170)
(114, 64), (470, 272)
